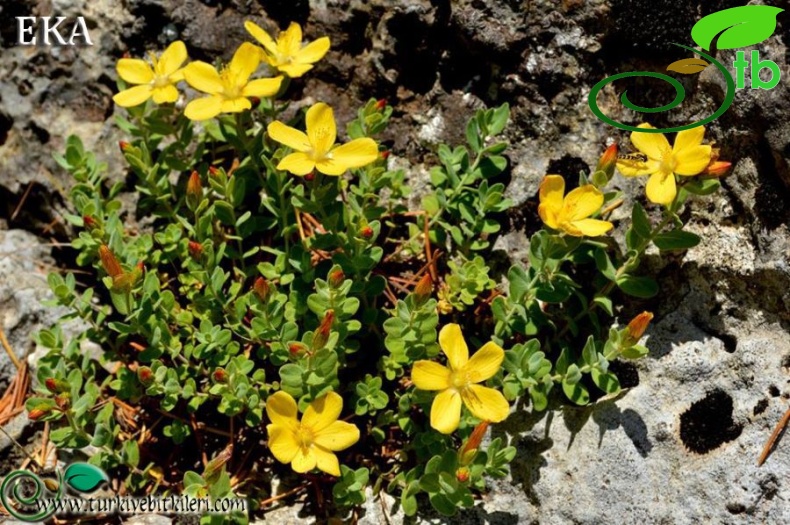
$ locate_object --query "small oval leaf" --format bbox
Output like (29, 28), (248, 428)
(691, 5), (783, 51)
(63, 463), (109, 493)
(666, 58), (710, 74)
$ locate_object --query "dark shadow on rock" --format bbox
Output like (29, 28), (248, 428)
(591, 400), (652, 458)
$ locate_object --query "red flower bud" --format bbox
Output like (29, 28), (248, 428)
(254, 277), (271, 302)
(186, 171), (203, 211)
(703, 161), (731, 177)
(188, 240), (203, 260)
(596, 143), (618, 181)
(212, 368), (228, 383)
(54, 393), (70, 410)
(83, 215), (98, 230)
(456, 467), (470, 483)
(381, 150), (390, 160)
(28, 408), (48, 420)
(137, 366), (154, 385)
(288, 342), (308, 357)
(328, 268), (345, 288)
(360, 226), (374, 239)
(99, 245), (124, 278)
(375, 98), (387, 110)
(623, 311), (653, 347)
(45, 378), (58, 393)
(312, 310), (335, 350)
(208, 166), (222, 178)
(413, 273), (433, 304)
(249, 97), (261, 106)
(304, 171), (315, 182)
(119, 141), (130, 152)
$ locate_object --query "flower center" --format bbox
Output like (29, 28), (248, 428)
(450, 369), (472, 390)
(152, 75), (170, 88)
(220, 68), (242, 98)
(659, 145), (677, 173)
(296, 425), (314, 447)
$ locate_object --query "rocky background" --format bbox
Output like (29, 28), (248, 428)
(1, 0), (790, 523)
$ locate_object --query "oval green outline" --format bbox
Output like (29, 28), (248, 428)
(588, 44), (736, 133)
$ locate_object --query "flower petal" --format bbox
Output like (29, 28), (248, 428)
(116, 58), (154, 85)
(306, 103), (337, 157)
(465, 342), (505, 383)
(674, 145), (712, 176)
(277, 152), (315, 175)
(268, 121), (310, 151)
(313, 421), (360, 451)
(616, 158), (659, 177)
(302, 391), (343, 433)
(673, 126), (705, 153)
(266, 424), (299, 464)
(277, 63), (314, 78)
(280, 22), (303, 57)
(461, 384), (510, 423)
(645, 171), (677, 205)
(220, 97), (252, 114)
(438, 323), (468, 371)
(184, 62), (224, 94)
(157, 40), (187, 77)
(569, 218), (614, 237)
(242, 76), (283, 98)
(229, 42), (262, 85)
(412, 361), (451, 390)
(315, 138), (378, 175)
(296, 37), (330, 64)
(265, 391), (299, 429)
(561, 185), (604, 222)
(113, 85), (153, 107)
(430, 389), (462, 434)
(244, 20), (278, 55)
(539, 175), (564, 216)
(312, 445), (341, 476)
(184, 96), (222, 120)
(630, 124), (670, 160)
(290, 447), (317, 473)
(151, 85), (179, 104)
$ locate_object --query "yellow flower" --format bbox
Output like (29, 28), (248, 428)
(183, 42), (283, 121)
(113, 41), (188, 107)
(538, 175), (613, 237)
(266, 390), (359, 477)
(616, 123), (712, 205)
(411, 324), (510, 434)
(267, 102), (378, 176)
(244, 21), (330, 78)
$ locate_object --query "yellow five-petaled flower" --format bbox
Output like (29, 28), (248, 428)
(538, 175), (613, 237)
(113, 41), (188, 107)
(266, 390), (359, 477)
(183, 42), (283, 121)
(245, 21), (330, 78)
(267, 102), (378, 176)
(616, 123), (712, 205)
(411, 324), (510, 434)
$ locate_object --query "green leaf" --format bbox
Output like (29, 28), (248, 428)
(683, 178), (720, 196)
(593, 249), (616, 281)
(591, 368), (621, 394)
(691, 5), (783, 51)
(562, 379), (590, 406)
(64, 463), (109, 493)
(616, 275), (658, 298)
(631, 202), (651, 239)
(653, 230), (700, 251)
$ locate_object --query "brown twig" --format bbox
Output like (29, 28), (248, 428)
(10, 182), (34, 222)
(758, 404), (790, 466)
(0, 326), (23, 371)
(260, 484), (308, 507)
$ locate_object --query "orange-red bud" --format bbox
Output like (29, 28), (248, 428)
(596, 143), (618, 180)
(304, 171), (315, 182)
(99, 245), (124, 278)
(288, 342), (308, 357)
(381, 150), (390, 160)
(312, 310), (335, 350)
(28, 408), (48, 420)
(119, 141), (130, 152)
(456, 467), (470, 483)
(624, 311), (653, 346)
(45, 378), (58, 393)
(188, 241), (203, 260)
(703, 161), (731, 177)
(375, 98), (387, 110)
(212, 368), (228, 383)
(137, 366), (154, 385)
(413, 273), (433, 303)
(459, 421), (489, 465)
(328, 269), (345, 288)
(54, 394), (70, 410)
(208, 166), (222, 178)
(186, 171), (203, 210)
(360, 226), (374, 239)
(83, 215), (98, 230)
(254, 277), (271, 302)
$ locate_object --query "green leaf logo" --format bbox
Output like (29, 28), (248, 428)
(691, 5), (784, 51)
(63, 463), (109, 493)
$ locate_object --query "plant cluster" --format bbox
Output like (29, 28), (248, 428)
(22, 19), (729, 522)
